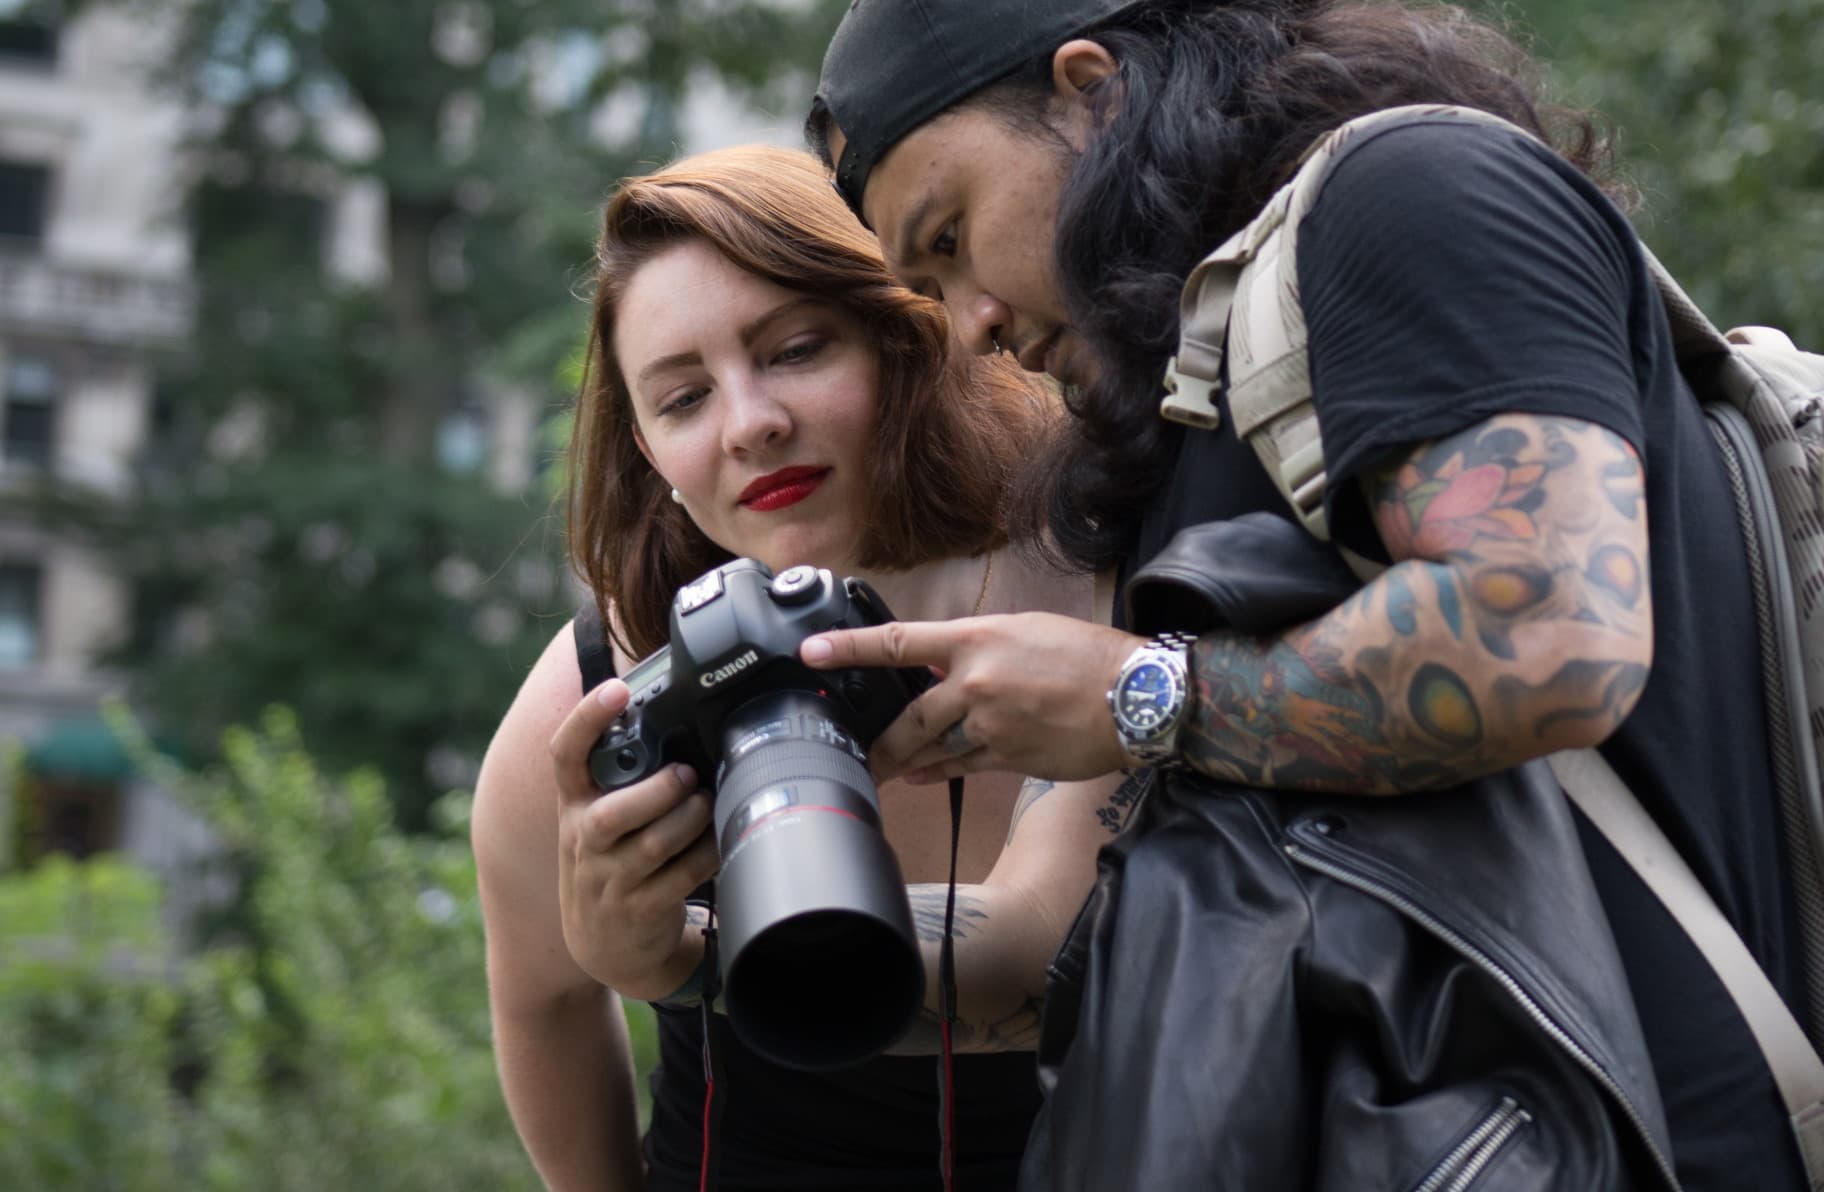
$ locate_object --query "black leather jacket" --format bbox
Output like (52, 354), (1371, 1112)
(1021, 516), (1682, 1191)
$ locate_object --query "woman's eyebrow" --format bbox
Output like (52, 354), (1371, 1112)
(633, 299), (825, 390)
(635, 350), (702, 388)
(738, 297), (826, 346)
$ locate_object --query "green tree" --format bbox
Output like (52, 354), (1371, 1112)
(28, 0), (847, 826)
(1489, 0), (1824, 346)
(0, 709), (655, 1188)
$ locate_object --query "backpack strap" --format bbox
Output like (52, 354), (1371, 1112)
(1164, 102), (1741, 538)
(1636, 242), (1735, 361)
(1548, 748), (1824, 1184)
(1165, 105), (1521, 541)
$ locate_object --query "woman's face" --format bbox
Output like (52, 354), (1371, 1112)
(615, 239), (881, 576)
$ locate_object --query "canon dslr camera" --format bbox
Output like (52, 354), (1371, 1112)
(589, 557), (931, 1070)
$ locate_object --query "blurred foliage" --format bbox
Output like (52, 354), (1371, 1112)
(25, 0), (848, 827)
(1493, 0), (1824, 346)
(0, 708), (658, 1188)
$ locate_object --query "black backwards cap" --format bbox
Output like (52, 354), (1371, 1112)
(816, 0), (1148, 219)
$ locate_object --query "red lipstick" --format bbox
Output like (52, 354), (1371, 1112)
(739, 466), (829, 512)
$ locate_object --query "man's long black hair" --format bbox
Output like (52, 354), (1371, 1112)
(961, 0), (1624, 572)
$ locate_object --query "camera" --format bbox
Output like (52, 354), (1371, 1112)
(589, 557), (932, 1070)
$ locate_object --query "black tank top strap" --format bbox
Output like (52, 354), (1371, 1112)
(574, 599), (617, 694)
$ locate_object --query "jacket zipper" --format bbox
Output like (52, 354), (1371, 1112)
(1411, 1096), (1530, 1192)
(1283, 840), (1683, 1191)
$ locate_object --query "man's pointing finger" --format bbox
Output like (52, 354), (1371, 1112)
(800, 621), (951, 670)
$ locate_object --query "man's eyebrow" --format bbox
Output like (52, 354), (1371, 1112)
(891, 192), (938, 271)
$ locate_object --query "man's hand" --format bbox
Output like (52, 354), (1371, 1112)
(549, 678), (719, 999)
(801, 612), (1143, 783)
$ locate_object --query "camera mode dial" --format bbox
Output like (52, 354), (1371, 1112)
(769, 564), (822, 605)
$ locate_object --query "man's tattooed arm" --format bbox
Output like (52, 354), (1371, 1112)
(1182, 414), (1654, 794)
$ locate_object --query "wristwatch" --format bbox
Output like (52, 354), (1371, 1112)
(1106, 632), (1197, 767)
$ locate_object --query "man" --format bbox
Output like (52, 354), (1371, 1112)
(796, 0), (1806, 1187)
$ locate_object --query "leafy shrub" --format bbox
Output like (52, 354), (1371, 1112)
(0, 708), (656, 1189)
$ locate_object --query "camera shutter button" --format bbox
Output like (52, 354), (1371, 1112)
(770, 565), (821, 605)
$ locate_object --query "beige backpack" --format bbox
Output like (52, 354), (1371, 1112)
(1160, 103), (1824, 1182)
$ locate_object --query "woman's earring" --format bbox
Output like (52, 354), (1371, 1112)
(670, 487), (684, 505)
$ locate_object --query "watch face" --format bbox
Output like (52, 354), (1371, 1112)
(1118, 661), (1179, 736)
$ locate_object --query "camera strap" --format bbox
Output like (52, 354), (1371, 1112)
(693, 787), (966, 1192)
(937, 775), (964, 1192)
(697, 883), (726, 1192)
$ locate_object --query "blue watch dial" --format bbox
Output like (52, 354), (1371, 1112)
(1118, 661), (1177, 733)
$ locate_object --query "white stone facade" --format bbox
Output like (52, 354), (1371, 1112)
(0, 4), (203, 898)
(0, 6), (185, 739)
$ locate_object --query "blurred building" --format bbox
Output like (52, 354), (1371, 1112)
(0, 3), (210, 896)
(0, 2), (800, 912)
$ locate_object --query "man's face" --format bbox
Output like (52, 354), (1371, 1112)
(831, 105), (1096, 390)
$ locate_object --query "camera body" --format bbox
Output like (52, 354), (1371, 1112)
(588, 557), (932, 1070)
(588, 556), (930, 797)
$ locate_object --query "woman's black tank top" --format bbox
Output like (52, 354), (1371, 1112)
(573, 603), (1043, 1190)
(643, 1005), (1040, 1191)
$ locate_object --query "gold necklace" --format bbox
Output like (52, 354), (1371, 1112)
(970, 552), (994, 617)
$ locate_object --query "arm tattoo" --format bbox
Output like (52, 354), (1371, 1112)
(887, 889), (1047, 1055)
(1094, 771), (1147, 834)
(1004, 777), (1055, 844)
(899, 993), (1047, 1054)
(1183, 415), (1652, 794)
(907, 886), (988, 943)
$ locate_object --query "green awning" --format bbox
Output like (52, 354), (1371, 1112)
(22, 716), (136, 784)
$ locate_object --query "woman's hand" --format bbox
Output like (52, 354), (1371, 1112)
(801, 612), (1144, 783)
(549, 678), (720, 999)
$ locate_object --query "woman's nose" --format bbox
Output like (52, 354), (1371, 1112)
(721, 377), (792, 454)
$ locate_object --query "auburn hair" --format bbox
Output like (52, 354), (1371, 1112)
(568, 145), (1053, 658)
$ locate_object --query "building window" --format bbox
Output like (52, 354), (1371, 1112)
(3, 353), (56, 466)
(436, 401), (491, 475)
(0, 561), (42, 669)
(0, 13), (57, 64)
(0, 158), (49, 241)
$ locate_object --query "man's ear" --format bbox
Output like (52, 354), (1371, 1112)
(1051, 38), (1120, 104)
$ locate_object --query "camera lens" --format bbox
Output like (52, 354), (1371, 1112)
(711, 690), (923, 1071)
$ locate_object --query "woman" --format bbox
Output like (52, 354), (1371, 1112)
(471, 145), (1124, 1192)
(797, 1), (1805, 1188)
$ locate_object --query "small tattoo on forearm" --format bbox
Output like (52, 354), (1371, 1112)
(1005, 777), (1056, 844)
(1095, 772), (1147, 834)
(907, 887), (988, 942)
(901, 994), (1047, 1054)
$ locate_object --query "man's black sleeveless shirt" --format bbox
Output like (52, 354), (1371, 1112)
(1121, 120), (1804, 1189)
(572, 603), (1042, 1191)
